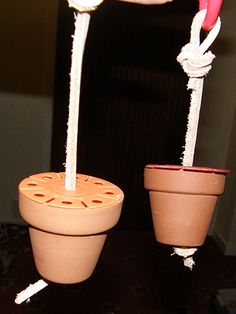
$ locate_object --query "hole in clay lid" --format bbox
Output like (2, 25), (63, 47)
(61, 201), (73, 205)
(92, 200), (103, 203)
(34, 193), (45, 197)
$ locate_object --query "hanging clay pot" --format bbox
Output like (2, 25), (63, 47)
(19, 172), (124, 284)
(144, 165), (229, 247)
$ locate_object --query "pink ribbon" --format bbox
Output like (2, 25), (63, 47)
(199, 0), (222, 30)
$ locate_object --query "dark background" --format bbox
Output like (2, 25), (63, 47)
(51, 0), (197, 230)
(1, 3), (236, 314)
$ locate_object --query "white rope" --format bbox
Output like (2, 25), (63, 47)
(65, 0), (104, 191)
(15, 280), (48, 304)
(177, 9), (221, 166)
(65, 12), (91, 191)
(174, 10), (221, 268)
(171, 248), (198, 271)
(65, 0), (105, 191)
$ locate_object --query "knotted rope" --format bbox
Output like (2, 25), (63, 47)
(171, 248), (198, 271)
(177, 9), (221, 167)
(172, 9), (221, 269)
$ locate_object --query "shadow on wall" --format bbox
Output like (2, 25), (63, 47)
(51, 0), (197, 230)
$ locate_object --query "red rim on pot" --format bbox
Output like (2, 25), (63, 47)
(145, 164), (230, 175)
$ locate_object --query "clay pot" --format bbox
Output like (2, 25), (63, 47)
(144, 165), (229, 247)
(19, 172), (124, 284)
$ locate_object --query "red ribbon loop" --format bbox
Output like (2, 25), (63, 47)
(199, 0), (222, 31)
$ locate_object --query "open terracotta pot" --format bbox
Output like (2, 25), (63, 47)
(19, 172), (124, 284)
(144, 165), (229, 247)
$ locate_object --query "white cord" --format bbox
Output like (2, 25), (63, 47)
(177, 9), (221, 166)
(65, 0), (104, 191)
(174, 10), (221, 268)
(65, 12), (91, 191)
(15, 280), (48, 304)
(171, 248), (198, 270)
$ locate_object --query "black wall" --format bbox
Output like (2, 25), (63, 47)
(51, 0), (197, 230)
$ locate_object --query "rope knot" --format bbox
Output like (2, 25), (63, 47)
(177, 42), (215, 78)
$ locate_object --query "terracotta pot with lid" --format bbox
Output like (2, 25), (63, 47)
(19, 172), (124, 284)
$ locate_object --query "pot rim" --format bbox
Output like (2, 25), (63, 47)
(145, 164), (230, 174)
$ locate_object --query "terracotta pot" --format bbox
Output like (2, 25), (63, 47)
(19, 172), (124, 284)
(144, 165), (229, 247)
